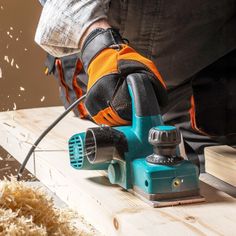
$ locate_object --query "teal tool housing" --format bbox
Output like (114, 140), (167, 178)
(69, 74), (202, 205)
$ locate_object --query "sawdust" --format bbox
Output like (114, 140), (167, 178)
(0, 179), (91, 236)
(13, 103), (17, 111)
(40, 96), (45, 102)
(0, 208), (47, 235)
(10, 58), (14, 67)
(4, 55), (9, 63)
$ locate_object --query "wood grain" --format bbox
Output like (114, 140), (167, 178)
(0, 107), (236, 236)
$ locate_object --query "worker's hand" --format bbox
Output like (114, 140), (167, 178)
(80, 28), (168, 126)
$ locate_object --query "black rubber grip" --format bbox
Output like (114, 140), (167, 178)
(126, 73), (161, 117)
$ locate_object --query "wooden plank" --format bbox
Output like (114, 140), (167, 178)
(200, 173), (236, 198)
(205, 145), (236, 187)
(0, 107), (236, 236)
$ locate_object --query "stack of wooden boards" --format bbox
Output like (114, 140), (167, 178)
(0, 106), (235, 236)
(205, 145), (236, 187)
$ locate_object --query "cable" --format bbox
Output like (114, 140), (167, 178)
(17, 94), (87, 181)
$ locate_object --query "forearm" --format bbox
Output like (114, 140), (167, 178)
(35, 0), (110, 57)
(79, 19), (111, 49)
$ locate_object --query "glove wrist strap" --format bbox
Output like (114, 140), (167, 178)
(81, 28), (124, 71)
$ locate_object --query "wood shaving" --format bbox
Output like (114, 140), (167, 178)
(0, 208), (47, 236)
(16, 64), (20, 69)
(10, 59), (14, 67)
(0, 167), (11, 171)
(0, 68), (2, 79)
(0, 179), (89, 236)
(4, 56), (9, 63)
(40, 96), (45, 102)
(13, 103), (16, 111)
(6, 32), (13, 39)
(20, 87), (25, 91)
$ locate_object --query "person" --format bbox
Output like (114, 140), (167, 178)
(35, 0), (236, 171)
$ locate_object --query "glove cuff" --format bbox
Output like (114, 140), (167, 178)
(81, 28), (124, 72)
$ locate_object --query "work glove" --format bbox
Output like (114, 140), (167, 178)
(80, 28), (168, 126)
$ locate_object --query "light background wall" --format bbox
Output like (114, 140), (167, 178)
(0, 0), (60, 111)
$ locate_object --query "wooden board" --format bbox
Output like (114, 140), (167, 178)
(0, 107), (236, 236)
(205, 145), (236, 187)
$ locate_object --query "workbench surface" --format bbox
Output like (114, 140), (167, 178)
(0, 107), (235, 236)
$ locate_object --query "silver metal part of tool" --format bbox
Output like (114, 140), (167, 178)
(132, 186), (205, 207)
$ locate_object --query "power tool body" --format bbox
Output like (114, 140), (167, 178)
(69, 74), (204, 207)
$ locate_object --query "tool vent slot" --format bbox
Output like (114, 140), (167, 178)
(69, 134), (84, 169)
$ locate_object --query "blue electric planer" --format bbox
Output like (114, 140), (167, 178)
(68, 74), (204, 207)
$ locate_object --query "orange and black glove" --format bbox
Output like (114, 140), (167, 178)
(80, 28), (167, 126)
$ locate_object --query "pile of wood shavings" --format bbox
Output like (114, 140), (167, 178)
(0, 179), (88, 236)
(0, 208), (46, 235)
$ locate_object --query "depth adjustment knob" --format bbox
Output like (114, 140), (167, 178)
(148, 126), (181, 147)
(146, 126), (183, 165)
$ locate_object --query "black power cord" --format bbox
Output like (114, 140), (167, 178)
(17, 94), (87, 181)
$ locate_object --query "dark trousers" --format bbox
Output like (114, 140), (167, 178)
(107, 0), (236, 171)
(47, 0), (236, 172)
(163, 50), (236, 171)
